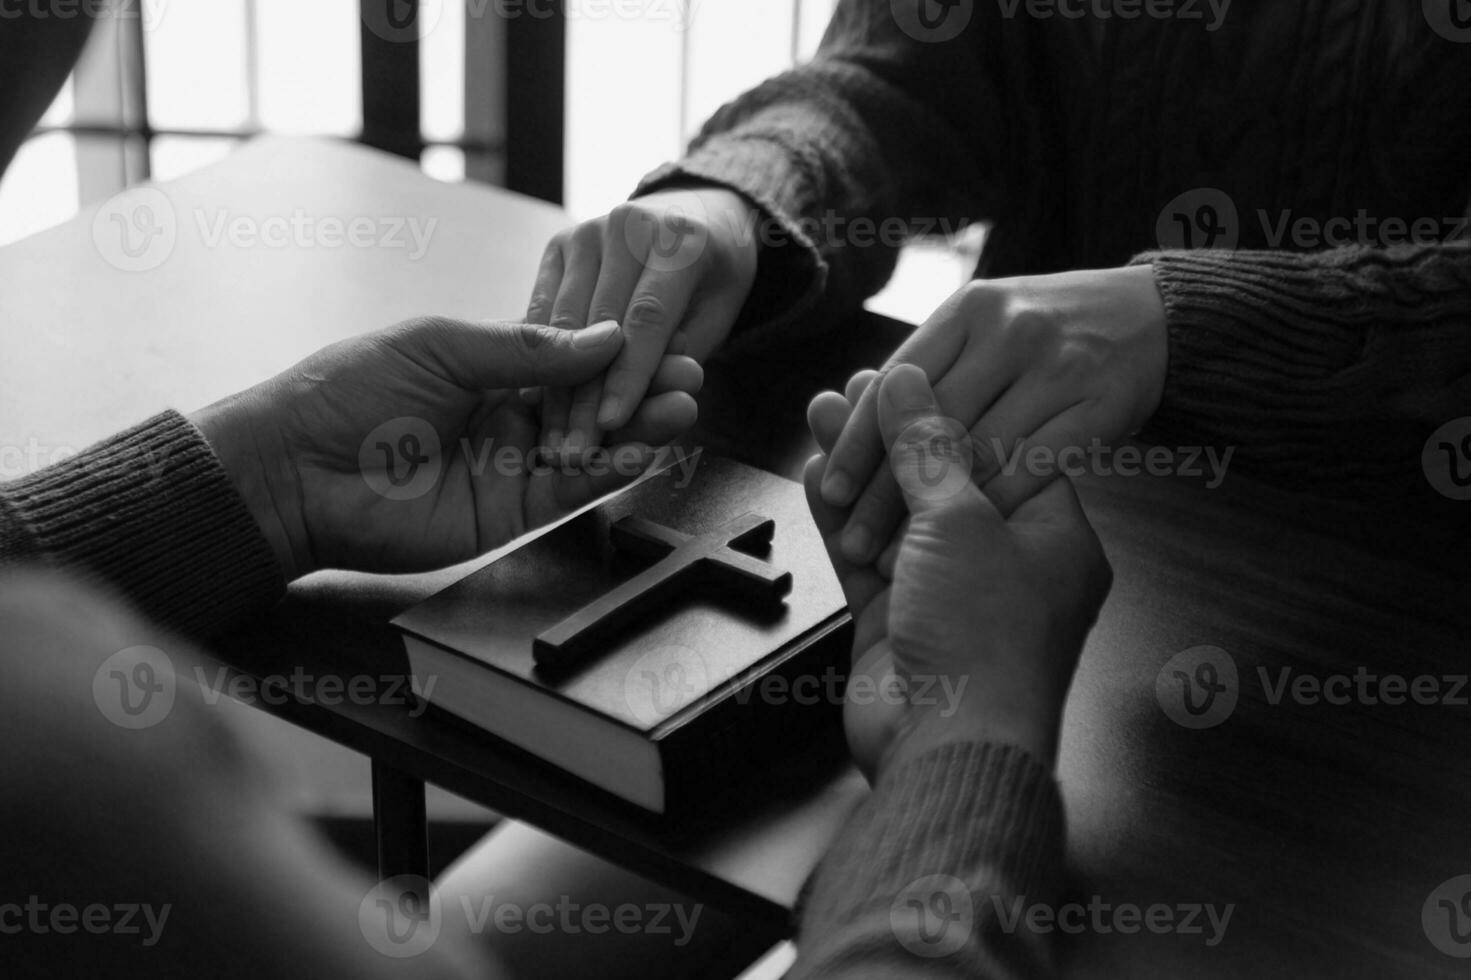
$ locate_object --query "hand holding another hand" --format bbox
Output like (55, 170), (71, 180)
(526, 186), (760, 460)
(819, 265), (1168, 565)
(806, 366), (1113, 779)
(194, 317), (700, 581)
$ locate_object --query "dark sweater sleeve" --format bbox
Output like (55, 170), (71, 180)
(789, 742), (1064, 979)
(635, 0), (1049, 350)
(1131, 242), (1471, 502)
(0, 411), (285, 639)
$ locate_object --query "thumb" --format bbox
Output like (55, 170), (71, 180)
(878, 364), (996, 521)
(395, 317), (624, 391)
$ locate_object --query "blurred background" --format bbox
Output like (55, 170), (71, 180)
(0, 0), (841, 244)
(0, 0), (977, 317)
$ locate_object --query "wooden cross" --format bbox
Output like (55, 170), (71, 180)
(532, 513), (792, 670)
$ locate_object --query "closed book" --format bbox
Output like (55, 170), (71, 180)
(391, 455), (852, 815)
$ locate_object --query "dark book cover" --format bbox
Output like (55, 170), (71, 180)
(392, 454), (853, 816)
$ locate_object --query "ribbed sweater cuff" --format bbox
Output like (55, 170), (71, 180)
(637, 138), (829, 351)
(0, 411), (285, 638)
(793, 742), (1063, 976)
(1130, 245), (1471, 497)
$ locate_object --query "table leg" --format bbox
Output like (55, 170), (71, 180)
(372, 758), (429, 885)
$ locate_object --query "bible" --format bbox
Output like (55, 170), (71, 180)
(391, 455), (852, 815)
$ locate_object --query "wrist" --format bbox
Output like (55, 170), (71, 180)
(1115, 262), (1170, 427)
(878, 682), (1063, 781)
(192, 388), (311, 582)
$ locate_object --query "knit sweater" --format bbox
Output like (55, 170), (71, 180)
(0, 412), (1065, 978)
(637, 0), (1471, 503)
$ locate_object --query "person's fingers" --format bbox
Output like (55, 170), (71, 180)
(518, 242), (566, 410)
(608, 391), (699, 447)
(834, 372), (1055, 557)
(547, 226), (602, 332)
(562, 356), (701, 461)
(393, 318), (625, 393)
(649, 354), (703, 396)
(844, 369), (880, 406)
(977, 403), (1101, 518)
(820, 299), (972, 508)
(838, 341), (1006, 563)
(525, 239), (565, 326)
(877, 364), (996, 522)
(803, 455), (889, 629)
(557, 229), (649, 453)
(874, 517), (908, 581)
(595, 268), (700, 431)
(539, 387), (570, 450)
(537, 229), (607, 448)
(836, 468), (907, 564)
(807, 392), (853, 456)
(563, 378), (606, 457)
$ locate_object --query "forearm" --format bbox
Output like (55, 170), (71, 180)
(636, 0), (1037, 348)
(0, 411), (286, 639)
(789, 741), (1064, 980)
(1134, 242), (1471, 502)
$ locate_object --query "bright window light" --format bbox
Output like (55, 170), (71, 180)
(0, 134), (80, 247)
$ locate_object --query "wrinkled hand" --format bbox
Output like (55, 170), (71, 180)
(527, 186), (759, 460)
(194, 316), (700, 580)
(819, 265), (1168, 565)
(806, 365), (1113, 779)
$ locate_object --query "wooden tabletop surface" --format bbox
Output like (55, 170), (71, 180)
(3, 136), (1469, 978)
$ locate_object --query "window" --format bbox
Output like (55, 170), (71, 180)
(0, 1), (837, 244)
(0, 1), (969, 321)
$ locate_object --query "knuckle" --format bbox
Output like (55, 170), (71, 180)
(622, 295), (670, 334)
(571, 220), (604, 251)
(1046, 335), (1108, 386)
(548, 311), (584, 330)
